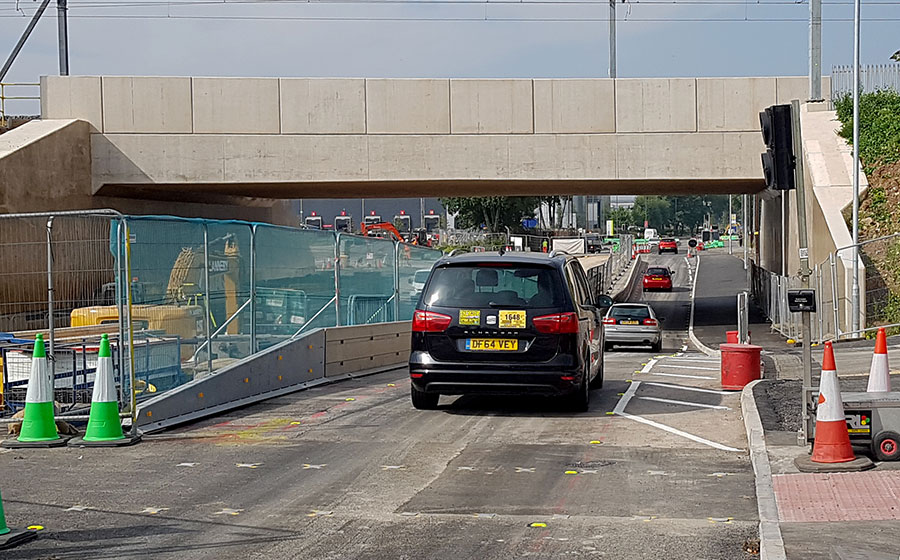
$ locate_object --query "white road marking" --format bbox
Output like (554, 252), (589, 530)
(656, 364), (719, 371)
(648, 372), (715, 380)
(644, 382), (732, 395)
(636, 396), (731, 410)
(665, 358), (719, 363)
(640, 359), (659, 374)
(613, 381), (741, 452)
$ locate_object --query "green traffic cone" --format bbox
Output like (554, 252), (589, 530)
(0, 487), (9, 537)
(0, 487), (39, 549)
(83, 335), (125, 442)
(17, 335), (60, 443)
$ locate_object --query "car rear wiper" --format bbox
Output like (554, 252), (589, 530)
(488, 302), (526, 308)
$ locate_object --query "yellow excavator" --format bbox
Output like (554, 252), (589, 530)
(71, 235), (242, 355)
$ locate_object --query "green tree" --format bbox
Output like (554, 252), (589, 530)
(440, 196), (541, 233)
(607, 206), (633, 234)
(632, 196), (671, 231)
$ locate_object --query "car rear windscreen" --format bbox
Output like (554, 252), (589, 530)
(661, 238), (676, 243)
(610, 305), (651, 319)
(422, 265), (566, 308)
(646, 268), (670, 276)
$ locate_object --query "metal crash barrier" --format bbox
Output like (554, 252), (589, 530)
(137, 321), (411, 432)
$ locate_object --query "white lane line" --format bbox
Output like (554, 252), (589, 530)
(666, 358), (719, 363)
(648, 372), (716, 380)
(636, 396), (731, 410)
(640, 359), (659, 374)
(613, 381), (742, 452)
(613, 380), (640, 415)
(644, 382), (732, 395)
(617, 412), (742, 452)
(656, 364), (719, 371)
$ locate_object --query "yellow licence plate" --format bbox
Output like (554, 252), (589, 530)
(466, 338), (518, 351)
(620, 320), (639, 325)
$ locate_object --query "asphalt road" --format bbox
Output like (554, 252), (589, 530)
(1, 250), (759, 559)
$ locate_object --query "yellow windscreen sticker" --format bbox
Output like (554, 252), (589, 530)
(459, 310), (481, 325)
(499, 310), (526, 329)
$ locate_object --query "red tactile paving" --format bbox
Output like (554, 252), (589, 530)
(773, 471), (900, 522)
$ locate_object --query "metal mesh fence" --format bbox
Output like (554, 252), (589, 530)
(831, 64), (900, 98)
(1, 212), (444, 418)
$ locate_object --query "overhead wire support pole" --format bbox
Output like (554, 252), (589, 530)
(0, 0), (54, 83)
(809, 0), (822, 101)
(57, 0), (69, 75)
(608, 0), (616, 79)
(851, 0), (861, 337)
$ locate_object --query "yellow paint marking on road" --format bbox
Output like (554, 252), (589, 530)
(564, 470), (578, 475)
(529, 522), (547, 528)
(27, 525), (44, 531)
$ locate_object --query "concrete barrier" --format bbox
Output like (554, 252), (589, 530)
(137, 321), (410, 432)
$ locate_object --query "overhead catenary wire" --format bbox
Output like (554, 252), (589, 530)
(0, 12), (898, 20)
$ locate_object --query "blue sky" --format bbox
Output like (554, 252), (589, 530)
(1, 0), (898, 112)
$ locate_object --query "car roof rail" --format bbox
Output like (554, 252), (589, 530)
(548, 249), (569, 258)
(447, 248), (469, 257)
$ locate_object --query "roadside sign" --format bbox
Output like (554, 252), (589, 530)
(787, 289), (816, 313)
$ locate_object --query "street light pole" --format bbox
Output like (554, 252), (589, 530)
(851, 0), (861, 336)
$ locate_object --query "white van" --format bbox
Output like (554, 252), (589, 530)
(643, 228), (660, 246)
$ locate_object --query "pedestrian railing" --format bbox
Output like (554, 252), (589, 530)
(0, 82), (39, 130)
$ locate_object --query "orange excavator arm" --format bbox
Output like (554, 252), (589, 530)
(360, 222), (407, 243)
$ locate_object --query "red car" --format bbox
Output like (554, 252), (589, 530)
(657, 238), (678, 254)
(643, 267), (673, 292)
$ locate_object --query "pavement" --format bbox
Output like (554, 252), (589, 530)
(0, 249), (763, 559)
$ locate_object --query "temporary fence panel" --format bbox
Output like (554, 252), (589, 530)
(1, 212), (445, 420)
(398, 244), (444, 320)
(0, 212), (131, 416)
(338, 235), (397, 326)
(833, 233), (900, 337)
(254, 225), (338, 345)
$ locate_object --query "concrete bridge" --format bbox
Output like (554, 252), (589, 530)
(17, 75), (828, 206)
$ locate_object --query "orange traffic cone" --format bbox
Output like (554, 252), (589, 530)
(811, 342), (855, 463)
(866, 327), (891, 392)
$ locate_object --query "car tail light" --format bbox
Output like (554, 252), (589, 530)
(412, 310), (452, 332)
(602, 318), (616, 325)
(534, 312), (579, 334)
(643, 318), (658, 326)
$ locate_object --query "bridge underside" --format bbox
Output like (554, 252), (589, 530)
(98, 178), (766, 202)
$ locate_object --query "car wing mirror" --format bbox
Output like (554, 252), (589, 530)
(596, 295), (613, 309)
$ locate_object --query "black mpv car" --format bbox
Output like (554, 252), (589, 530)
(408, 252), (612, 412)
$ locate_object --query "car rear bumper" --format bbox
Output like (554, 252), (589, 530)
(643, 282), (672, 290)
(604, 329), (660, 345)
(408, 360), (584, 396)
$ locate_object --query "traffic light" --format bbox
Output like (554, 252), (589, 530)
(759, 104), (795, 190)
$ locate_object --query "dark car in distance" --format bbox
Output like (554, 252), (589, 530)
(408, 252), (612, 412)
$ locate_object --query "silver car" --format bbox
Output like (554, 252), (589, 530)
(602, 303), (661, 352)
